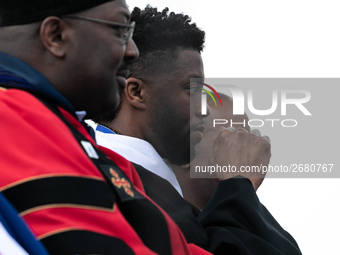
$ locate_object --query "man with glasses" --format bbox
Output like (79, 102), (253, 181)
(0, 1), (213, 254)
(94, 6), (302, 255)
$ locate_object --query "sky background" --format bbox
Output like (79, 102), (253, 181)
(122, 1), (340, 254)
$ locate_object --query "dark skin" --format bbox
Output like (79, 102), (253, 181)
(0, 0), (139, 119)
(172, 95), (251, 210)
(105, 49), (271, 197)
(105, 49), (207, 165)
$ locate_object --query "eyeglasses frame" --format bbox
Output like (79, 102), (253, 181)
(61, 15), (135, 44)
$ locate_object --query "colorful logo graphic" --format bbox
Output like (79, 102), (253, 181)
(198, 82), (223, 106)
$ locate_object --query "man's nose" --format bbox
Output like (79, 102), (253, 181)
(124, 38), (139, 61)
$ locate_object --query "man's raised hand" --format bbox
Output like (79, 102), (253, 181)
(209, 127), (271, 191)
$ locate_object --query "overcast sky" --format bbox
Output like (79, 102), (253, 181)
(121, 1), (340, 254)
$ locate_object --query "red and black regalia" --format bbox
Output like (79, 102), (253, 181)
(0, 51), (212, 255)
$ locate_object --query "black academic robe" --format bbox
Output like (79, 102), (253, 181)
(133, 163), (302, 255)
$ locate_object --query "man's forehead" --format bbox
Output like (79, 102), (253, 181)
(173, 52), (203, 79)
(81, 0), (130, 21)
(113, 8), (131, 21)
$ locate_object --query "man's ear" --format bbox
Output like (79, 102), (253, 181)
(124, 77), (146, 110)
(39, 17), (68, 58)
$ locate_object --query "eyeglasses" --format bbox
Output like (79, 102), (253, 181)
(62, 15), (135, 45)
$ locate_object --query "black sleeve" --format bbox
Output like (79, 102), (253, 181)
(134, 162), (302, 255)
(198, 177), (302, 255)
(133, 163), (211, 248)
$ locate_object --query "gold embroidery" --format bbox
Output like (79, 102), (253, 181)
(38, 227), (80, 240)
(0, 174), (104, 192)
(110, 168), (134, 197)
(20, 203), (116, 217)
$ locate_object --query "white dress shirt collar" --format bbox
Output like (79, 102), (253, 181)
(95, 125), (183, 197)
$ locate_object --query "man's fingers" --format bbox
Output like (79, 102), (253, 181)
(250, 129), (270, 143)
(250, 129), (261, 137)
(225, 126), (236, 132)
(222, 127), (248, 133)
(220, 127), (270, 146)
(261, 135), (271, 144)
(235, 127), (249, 133)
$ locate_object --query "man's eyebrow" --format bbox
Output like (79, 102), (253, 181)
(120, 10), (131, 22)
(188, 75), (204, 79)
(185, 72), (204, 79)
(188, 75), (204, 84)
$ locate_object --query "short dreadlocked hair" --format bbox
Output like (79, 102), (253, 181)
(129, 6), (205, 78)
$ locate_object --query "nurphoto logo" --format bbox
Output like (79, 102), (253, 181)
(200, 83), (312, 128)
